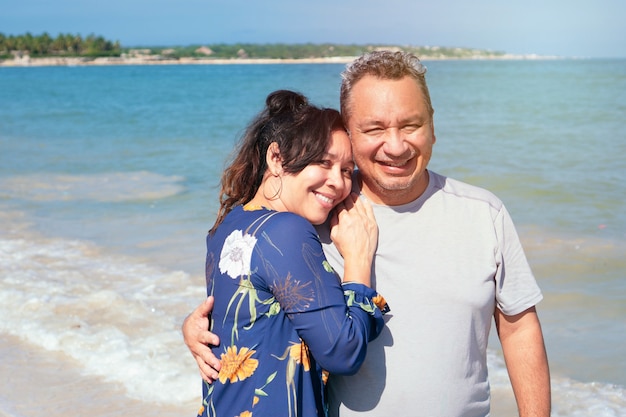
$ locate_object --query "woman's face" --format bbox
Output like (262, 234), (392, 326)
(278, 129), (354, 225)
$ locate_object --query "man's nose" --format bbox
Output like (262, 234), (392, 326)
(382, 128), (409, 156)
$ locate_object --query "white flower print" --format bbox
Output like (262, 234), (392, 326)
(219, 229), (257, 279)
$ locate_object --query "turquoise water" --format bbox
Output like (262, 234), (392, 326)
(1, 60), (625, 416)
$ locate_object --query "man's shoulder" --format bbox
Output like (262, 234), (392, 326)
(430, 170), (503, 210)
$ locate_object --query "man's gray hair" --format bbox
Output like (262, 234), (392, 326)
(340, 50), (434, 124)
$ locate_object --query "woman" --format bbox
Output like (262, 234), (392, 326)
(198, 90), (386, 417)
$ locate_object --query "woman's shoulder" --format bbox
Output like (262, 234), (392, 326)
(256, 209), (314, 232)
(226, 205), (311, 230)
(225, 206), (314, 230)
(243, 209), (319, 252)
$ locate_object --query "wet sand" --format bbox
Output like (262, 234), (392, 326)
(0, 334), (198, 417)
(1, 333), (519, 417)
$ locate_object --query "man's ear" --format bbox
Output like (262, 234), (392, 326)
(266, 142), (283, 175)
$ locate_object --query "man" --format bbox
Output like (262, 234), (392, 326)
(183, 51), (551, 416)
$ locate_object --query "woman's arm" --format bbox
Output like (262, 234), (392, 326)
(182, 195), (386, 379)
(263, 196), (384, 374)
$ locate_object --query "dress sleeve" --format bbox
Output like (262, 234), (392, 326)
(252, 213), (387, 375)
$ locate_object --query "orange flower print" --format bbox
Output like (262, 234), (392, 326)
(238, 412), (253, 417)
(289, 340), (311, 372)
(218, 346), (259, 384)
(197, 405), (205, 416)
(373, 294), (390, 314)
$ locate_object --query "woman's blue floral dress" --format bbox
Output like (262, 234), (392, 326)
(198, 205), (388, 417)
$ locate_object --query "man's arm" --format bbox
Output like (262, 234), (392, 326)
(182, 296), (221, 383)
(495, 306), (551, 417)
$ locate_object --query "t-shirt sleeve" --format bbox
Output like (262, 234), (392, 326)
(252, 213), (386, 375)
(494, 204), (543, 315)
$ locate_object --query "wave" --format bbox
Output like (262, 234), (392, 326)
(0, 227), (204, 404)
(0, 171), (185, 202)
(0, 209), (624, 414)
(487, 351), (626, 416)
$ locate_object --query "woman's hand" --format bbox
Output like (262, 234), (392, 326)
(329, 193), (378, 286)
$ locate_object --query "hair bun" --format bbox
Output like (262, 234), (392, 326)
(266, 90), (308, 118)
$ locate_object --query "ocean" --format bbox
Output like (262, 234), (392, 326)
(0, 59), (624, 416)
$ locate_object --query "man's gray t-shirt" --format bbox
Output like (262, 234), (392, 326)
(317, 170), (543, 417)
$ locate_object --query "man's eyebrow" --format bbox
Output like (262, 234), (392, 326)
(355, 118), (384, 126)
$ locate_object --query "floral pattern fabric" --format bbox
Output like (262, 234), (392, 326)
(198, 205), (387, 417)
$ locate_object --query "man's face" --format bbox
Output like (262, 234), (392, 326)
(347, 75), (436, 206)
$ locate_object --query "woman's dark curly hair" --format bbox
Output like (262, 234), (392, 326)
(210, 90), (346, 233)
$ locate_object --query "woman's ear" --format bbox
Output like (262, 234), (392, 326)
(266, 142), (283, 176)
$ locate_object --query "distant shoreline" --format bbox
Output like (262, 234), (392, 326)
(0, 54), (563, 68)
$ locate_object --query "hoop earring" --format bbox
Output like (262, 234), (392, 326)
(262, 175), (283, 201)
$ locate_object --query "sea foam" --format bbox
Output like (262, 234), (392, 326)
(0, 228), (204, 404)
(0, 171), (185, 202)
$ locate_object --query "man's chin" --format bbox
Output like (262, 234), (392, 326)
(375, 178), (414, 192)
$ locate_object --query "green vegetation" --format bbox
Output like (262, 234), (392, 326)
(0, 32), (507, 61)
(153, 43), (375, 59)
(133, 43), (507, 60)
(0, 32), (121, 59)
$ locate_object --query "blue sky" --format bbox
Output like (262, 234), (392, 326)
(2, 0), (625, 58)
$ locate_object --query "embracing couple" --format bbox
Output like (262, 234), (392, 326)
(182, 50), (550, 417)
